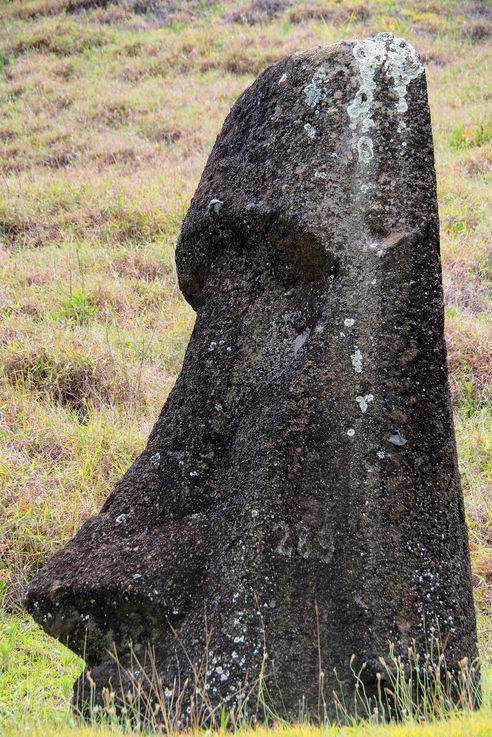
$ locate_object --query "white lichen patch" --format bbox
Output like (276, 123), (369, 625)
(347, 33), (424, 165)
(304, 66), (328, 108)
(355, 394), (374, 412)
(387, 38), (424, 113)
(351, 348), (363, 373)
(369, 241), (385, 257)
(304, 123), (316, 139)
(207, 198), (223, 215)
(357, 135), (373, 164)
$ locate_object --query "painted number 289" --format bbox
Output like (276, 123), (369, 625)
(273, 521), (334, 563)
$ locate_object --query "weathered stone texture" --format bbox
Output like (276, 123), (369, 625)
(25, 33), (478, 720)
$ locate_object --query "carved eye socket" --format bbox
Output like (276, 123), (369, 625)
(177, 209), (339, 308)
(262, 219), (338, 287)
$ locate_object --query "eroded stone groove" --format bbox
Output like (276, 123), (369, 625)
(25, 33), (479, 722)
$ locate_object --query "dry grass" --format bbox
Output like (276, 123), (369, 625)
(0, 0), (490, 729)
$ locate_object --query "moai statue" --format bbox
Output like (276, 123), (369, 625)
(25, 33), (479, 721)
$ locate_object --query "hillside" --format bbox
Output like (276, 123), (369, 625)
(0, 0), (491, 733)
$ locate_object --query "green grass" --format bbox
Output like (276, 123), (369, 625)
(0, 0), (491, 734)
(1, 614), (491, 735)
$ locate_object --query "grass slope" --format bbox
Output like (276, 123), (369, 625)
(0, 0), (491, 734)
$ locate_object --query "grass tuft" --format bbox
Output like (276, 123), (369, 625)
(2, 342), (138, 414)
